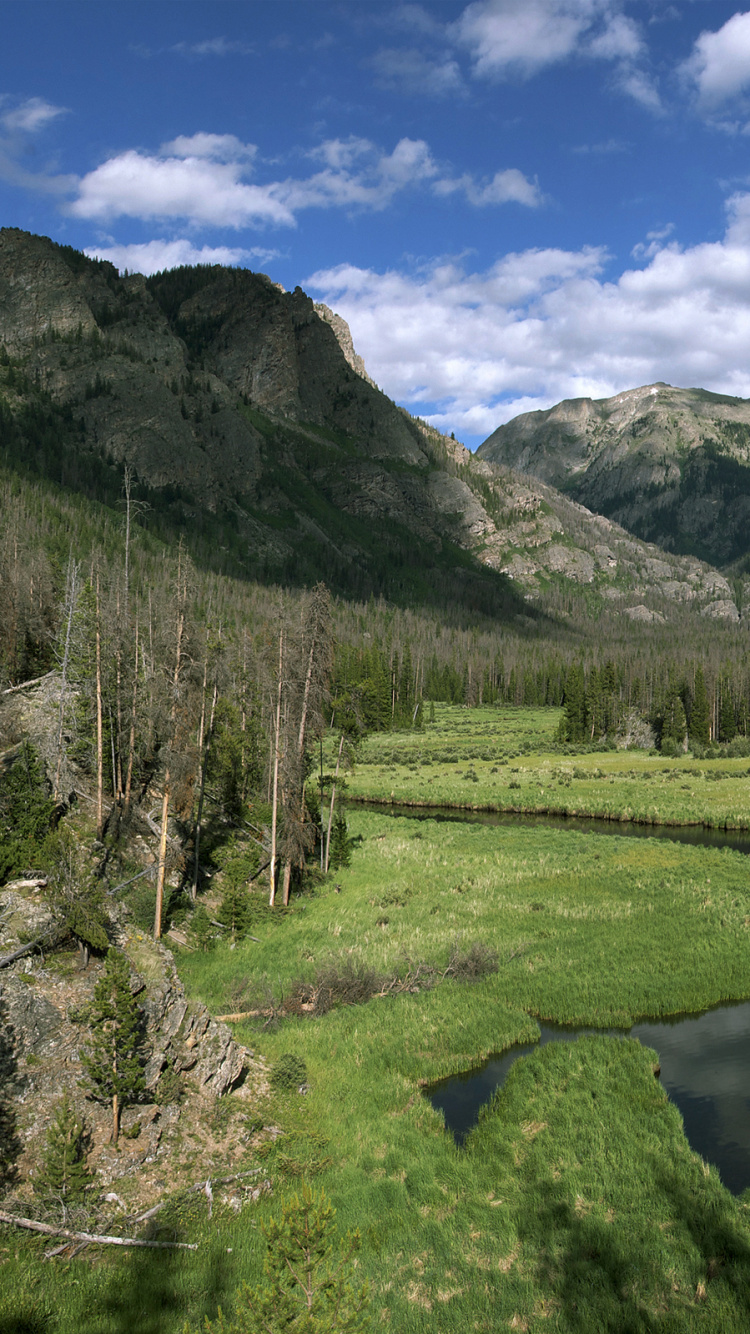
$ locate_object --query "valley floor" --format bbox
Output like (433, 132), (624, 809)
(7, 708), (750, 1332)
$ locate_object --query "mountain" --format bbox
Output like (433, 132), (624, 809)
(0, 229), (744, 626)
(477, 382), (750, 571)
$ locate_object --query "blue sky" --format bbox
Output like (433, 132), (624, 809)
(5, 2), (750, 446)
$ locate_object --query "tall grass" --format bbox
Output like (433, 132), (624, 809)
(345, 704), (750, 829)
(6, 808), (750, 1330)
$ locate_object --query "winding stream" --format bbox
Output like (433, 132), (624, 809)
(351, 802), (750, 1194)
(429, 1003), (750, 1195)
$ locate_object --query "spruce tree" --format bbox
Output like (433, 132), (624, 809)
(35, 1092), (90, 1207)
(719, 685), (736, 743)
(690, 667), (711, 747)
(329, 812), (351, 870)
(199, 1184), (370, 1334)
(81, 949), (147, 1144)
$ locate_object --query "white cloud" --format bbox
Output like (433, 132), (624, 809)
(0, 95), (74, 195)
(307, 195), (750, 441)
(161, 133), (256, 162)
(370, 47), (465, 96)
(454, 0), (606, 79)
(1, 97), (67, 133)
(684, 11), (750, 108)
(587, 12), (641, 61)
(68, 147), (293, 227)
(434, 167), (542, 207)
(631, 222), (675, 260)
(68, 132), (535, 229)
(451, 0), (659, 110)
(83, 239), (279, 276)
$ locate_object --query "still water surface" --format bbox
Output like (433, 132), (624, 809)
(355, 803), (750, 1193)
(429, 1003), (750, 1195)
(356, 800), (750, 855)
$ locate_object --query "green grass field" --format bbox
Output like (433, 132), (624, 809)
(11, 804), (750, 1332)
(344, 704), (750, 829)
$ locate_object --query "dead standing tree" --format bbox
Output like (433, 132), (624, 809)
(278, 585), (333, 906)
(152, 553), (198, 940)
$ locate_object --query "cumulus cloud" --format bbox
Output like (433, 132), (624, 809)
(161, 132), (256, 161)
(434, 167), (542, 207)
(683, 11), (750, 108)
(83, 238), (279, 276)
(68, 131), (537, 228)
(450, 0), (659, 110)
(68, 146), (293, 227)
(307, 195), (750, 441)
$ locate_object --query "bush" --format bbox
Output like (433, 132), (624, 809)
(445, 939), (499, 981)
(270, 1054), (308, 1092)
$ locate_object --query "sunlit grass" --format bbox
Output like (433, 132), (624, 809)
(9, 803), (750, 1331)
(343, 704), (750, 829)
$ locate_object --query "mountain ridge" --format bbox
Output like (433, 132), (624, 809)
(477, 381), (750, 570)
(0, 227), (745, 626)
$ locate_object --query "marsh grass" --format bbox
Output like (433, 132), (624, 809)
(346, 704), (750, 830)
(8, 807), (750, 1330)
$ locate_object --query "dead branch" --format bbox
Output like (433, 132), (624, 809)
(2, 672), (56, 696)
(0, 1209), (198, 1249)
(0, 931), (60, 971)
(131, 1169), (265, 1225)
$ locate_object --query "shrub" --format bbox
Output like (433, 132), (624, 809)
(270, 1054), (308, 1092)
(445, 939), (499, 981)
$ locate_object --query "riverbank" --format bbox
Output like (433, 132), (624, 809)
(9, 804), (750, 1331)
(344, 704), (750, 830)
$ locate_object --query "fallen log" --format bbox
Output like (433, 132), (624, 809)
(0, 933), (60, 971)
(0, 1209), (198, 1250)
(2, 672), (55, 696)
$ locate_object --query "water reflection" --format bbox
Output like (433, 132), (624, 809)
(429, 1002), (750, 1195)
(355, 801), (750, 856)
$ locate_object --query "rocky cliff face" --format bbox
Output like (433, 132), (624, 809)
(0, 880), (269, 1212)
(0, 228), (747, 623)
(477, 382), (750, 569)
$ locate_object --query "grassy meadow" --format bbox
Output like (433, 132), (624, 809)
(12, 804), (750, 1332)
(345, 704), (750, 829)
(8, 707), (750, 1333)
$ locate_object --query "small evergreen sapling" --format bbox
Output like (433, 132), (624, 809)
(35, 1092), (90, 1208)
(195, 1183), (370, 1333)
(81, 949), (147, 1144)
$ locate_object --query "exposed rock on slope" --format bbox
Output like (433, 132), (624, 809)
(0, 228), (746, 623)
(477, 382), (750, 568)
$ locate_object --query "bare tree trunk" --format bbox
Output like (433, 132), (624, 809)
(112, 1090), (120, 1146)
(124, 619), (139, 814)
(325, 733), (345, 874)
(54, 558), (79, 802)
(192, 677), (217, 901)
(269, 628), (283, 907)
(95, 576), (104, 839)
(154, 775), (170, 941)
(154, 609), (184, 940)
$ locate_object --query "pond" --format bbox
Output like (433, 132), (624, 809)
(429, 1001), (750, 1195)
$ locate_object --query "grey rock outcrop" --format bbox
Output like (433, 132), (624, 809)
(477, 382), (750, 568)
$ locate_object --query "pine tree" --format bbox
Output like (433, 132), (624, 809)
(81, 949), (147, 1144)
(719, 684), (736, 743)
(217, 870), (251, 944)
(329, 812), (351, 870)
(198, 1184), (370, 1334)
(35, 1092), (90, 1206)
(690, 666), (711, 746)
